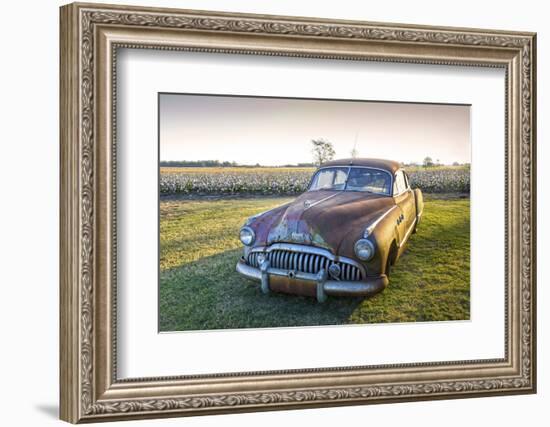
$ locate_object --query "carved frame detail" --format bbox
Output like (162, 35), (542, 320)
(60, 2), (536, 423)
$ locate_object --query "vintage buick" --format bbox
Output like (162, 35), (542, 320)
(236, 158), (424, 302)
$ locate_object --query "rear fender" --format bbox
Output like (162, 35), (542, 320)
(413, 188), (424, 221)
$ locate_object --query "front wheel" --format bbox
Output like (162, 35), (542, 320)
(385, 242), (397, 278)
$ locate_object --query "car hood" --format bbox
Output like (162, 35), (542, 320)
(254, 190), (395, 253)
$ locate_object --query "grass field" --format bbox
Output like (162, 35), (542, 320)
(159, 194), (470, 331)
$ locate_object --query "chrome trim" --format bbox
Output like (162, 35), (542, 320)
(236, 260), (261, 280)
(316, 269), (328, 303)
(314, 255), (320, 272)
(354, 238), (375, 261)
(323, 278), (387, 297)
(363, 205), (397, 237)
(239, 226), (256, 246)
(398, 217), (417, 248)
(328, 263), (341, 278)
(249, 243), (366, 276)
(260, 260), (270, 294)
(236, 260), (387, 302)
(303, 192), (339, 210)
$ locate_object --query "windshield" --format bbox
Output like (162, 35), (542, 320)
(308, 167), (392, 195)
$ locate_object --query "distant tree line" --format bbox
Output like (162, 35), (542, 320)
(282, 162), (316, 167)
(160, 160), (238, 167)
(160, 160), (315, 168)
(398, 157), (471, 168)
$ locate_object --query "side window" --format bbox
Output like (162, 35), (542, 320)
(403, 171), (410, 189)
(393, 171), (407, 195)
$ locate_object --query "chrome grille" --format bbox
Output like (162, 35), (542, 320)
(247, 249), (363, 281)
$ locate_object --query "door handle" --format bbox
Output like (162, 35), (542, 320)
(397, 213), (405, 225)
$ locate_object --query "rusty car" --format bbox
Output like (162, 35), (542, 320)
(236, 158), (424, 302)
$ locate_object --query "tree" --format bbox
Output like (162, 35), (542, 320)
(423, 156), (434, 168)
(311, 139), (336, 166)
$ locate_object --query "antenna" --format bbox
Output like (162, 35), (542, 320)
(351, 130), (359, 159)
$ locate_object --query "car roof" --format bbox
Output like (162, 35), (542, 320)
(319, 158), (401, 174)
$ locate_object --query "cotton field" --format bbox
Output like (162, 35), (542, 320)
(159, 166), (469, 195)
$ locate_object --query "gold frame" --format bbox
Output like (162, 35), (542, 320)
(60, 2), (537, 423)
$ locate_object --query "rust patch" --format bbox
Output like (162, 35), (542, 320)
(268, 276), (317, 297)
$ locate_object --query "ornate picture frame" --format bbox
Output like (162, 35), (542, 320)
(60, 2), (536, 423)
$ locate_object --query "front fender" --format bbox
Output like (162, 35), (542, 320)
(337, 206), (400, 276)
(366, 208), (400, 274)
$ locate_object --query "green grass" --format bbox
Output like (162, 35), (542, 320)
(159, 195), (470, 331)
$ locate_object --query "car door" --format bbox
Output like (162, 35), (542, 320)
(393, 170), (416, 246)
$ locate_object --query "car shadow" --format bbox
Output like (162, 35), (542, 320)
(159, 248), (366, 332)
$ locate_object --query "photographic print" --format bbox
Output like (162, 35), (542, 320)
(159, 94), (471, 332)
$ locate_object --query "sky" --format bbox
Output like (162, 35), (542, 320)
(159, 93), (470, 166)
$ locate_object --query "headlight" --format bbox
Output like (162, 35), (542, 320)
(354, 239), (375, 261)
(239, 226), (255, 246)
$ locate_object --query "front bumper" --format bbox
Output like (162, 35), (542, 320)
(236, 258), (388, 302)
